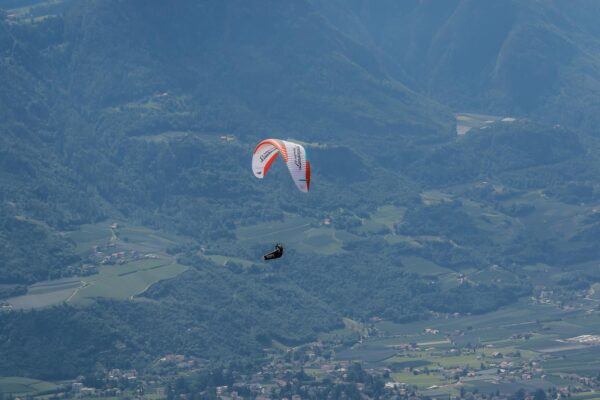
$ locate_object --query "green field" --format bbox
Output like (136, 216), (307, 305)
(304, 368), (327, 379)
(386, 352), (483, 369)
(236, 213), (345, 255)
(118, 224), (182, 251)
(65, 221), (183, 256)
(6, 278), (82, 309)
(338, 299), (600, 394)
(65, 222), (113, 254)
(235, 207), (423, 256)
(5, 222), (190, 309)
(205, 254), (256, 267)
(236, 214), (313, 242)
(375, 300), (567, 337)
(391, 371), (447, 388)
(356, 205), (405, 234)
(400, 256), (452, 276)
(0, 376), (59, 394)
(66, 222), (189, 303)
(466, 266), (520, 285)
(70, 259), (188, 304)
(542, 347), (600, 374)
(571, 392), (600, 400)
(5, 259), (189, 309)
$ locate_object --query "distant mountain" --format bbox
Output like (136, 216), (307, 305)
(311, 0), (600, 129)
(59, 0), (453, 140)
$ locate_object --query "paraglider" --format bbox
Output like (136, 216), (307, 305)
(252, 138), (310, 260)
(263, 243), (284, 260)
(252, 138), (310, 192)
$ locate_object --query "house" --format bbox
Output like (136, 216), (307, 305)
(216, 386), (228, 395)
(78, 387), (96, 397)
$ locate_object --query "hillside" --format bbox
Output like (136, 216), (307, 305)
(0, 0), (462, 378)
(3, 0), (600, 391)
(311, 0), (600, 129)
(0, 0), (453, 282)
(61, 0), (453, 139)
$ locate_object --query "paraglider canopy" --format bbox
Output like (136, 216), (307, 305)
(252, 139), (311, 192)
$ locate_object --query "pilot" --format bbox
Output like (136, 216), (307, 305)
(263, 243), (284, 260)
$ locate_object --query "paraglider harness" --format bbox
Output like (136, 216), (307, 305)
(263, 243), (284, 260)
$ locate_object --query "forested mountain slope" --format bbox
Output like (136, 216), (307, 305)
(66, 1), (453, 136)
(0, 0), (453, 282)
(311, 0), (600, 129)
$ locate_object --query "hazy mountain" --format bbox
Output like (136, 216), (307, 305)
(60, 0), (453, 139)
(311, 0), (600, 129)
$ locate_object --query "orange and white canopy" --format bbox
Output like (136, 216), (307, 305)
(252, 138), (311, 192)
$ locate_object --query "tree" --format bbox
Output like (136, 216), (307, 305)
(533, 389), (547, 400)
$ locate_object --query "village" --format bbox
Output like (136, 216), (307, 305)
(20, 321), (600, 400)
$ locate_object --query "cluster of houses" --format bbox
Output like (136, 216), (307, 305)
(71, 382), (97, 397)
(66, 369), (140, 398)
(15, 306), (600, 400)
(33, 335), (600, 400)
(89, 246), (159, 266)
(565, 334), (600, 345)
(556, 373), (598, 391)
(158, 354), (197, 370)
(205, 360), (369, 400)
(107, 368), (138, 381)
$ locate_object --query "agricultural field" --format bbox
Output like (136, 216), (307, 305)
(0, 376), (60, 395)
(236, 214), (313, 242)
(236, 213), (345, 255)
(3, 222), (189, 309)
(542, 346), (600, 375)
(231, 204), (459, 257)
(455, 113), (514, 136)
(6, 277), (82, 309)
(64, 221), (183, 256)
(391, 371), (446, 389)
(333, 299), (600, 397)
(68, 259), (188, 304)
(400, 256), (452, 276)
(65, 222), (113, 255)
(356, 205), (405, 235)
(205, 254), (256, 268)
